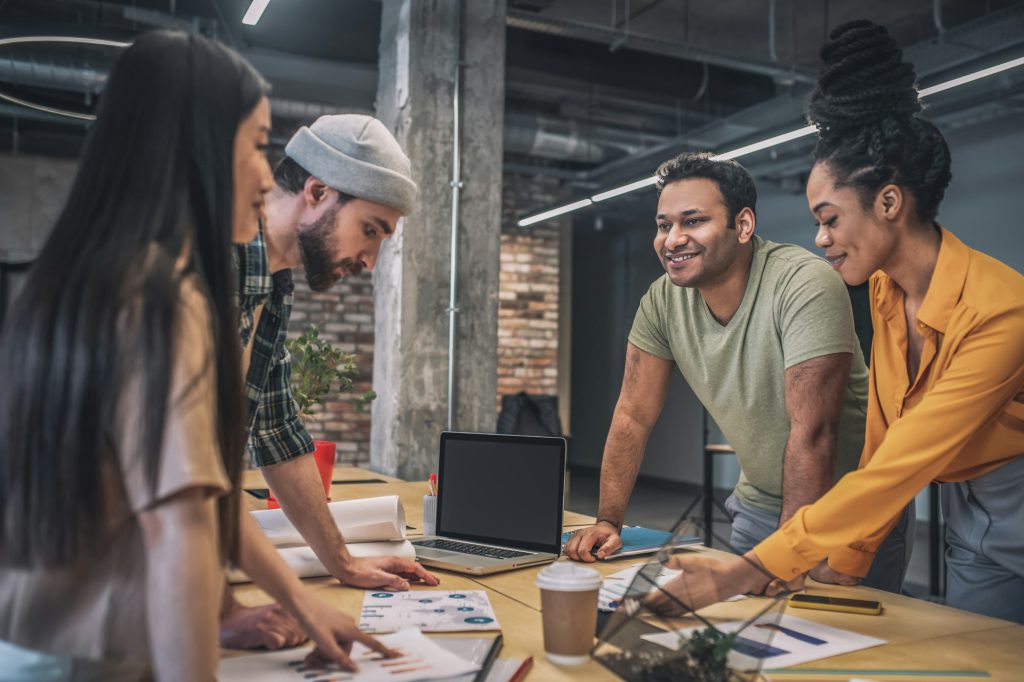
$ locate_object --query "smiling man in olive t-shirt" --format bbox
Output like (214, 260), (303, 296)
(564, 152), (913, 593)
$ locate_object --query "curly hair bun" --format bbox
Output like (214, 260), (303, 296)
(808, 19), (920, 133)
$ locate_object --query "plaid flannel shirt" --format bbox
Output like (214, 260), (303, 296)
(234, 229), (314, 467)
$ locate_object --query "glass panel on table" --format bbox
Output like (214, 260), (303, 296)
(592, 514), (791, 681)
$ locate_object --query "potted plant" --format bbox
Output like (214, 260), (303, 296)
(284, 323), (376, 500)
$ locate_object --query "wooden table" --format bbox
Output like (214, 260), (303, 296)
(232, 467), (1024, 681)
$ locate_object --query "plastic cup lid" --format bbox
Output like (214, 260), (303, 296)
(535, 560), (603, 592)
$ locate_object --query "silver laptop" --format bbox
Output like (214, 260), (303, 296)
(412, 431), (565, 575)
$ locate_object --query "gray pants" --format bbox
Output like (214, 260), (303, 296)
(724, 493), (914, 593)
(941, 455), (1024, 624)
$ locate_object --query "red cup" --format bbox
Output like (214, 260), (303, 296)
(267, 440), (336, 509)
(312, 440), (336, 499)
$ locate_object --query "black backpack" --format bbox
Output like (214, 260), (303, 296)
(496, 392), (562, 437)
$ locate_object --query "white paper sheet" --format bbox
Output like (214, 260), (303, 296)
(218, 628), (480, 682)
(253, 496), (407, 546)
(228, 541), (417, 583)
(640, 614), (886, 670)
(360, 590), (501, 634)
(229, 496), (412, 583)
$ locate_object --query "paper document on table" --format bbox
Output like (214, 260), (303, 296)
(641, 614), (886, 670)
(598, 563), (747, 611)
(254, 496), (407, 545)
(229, 496), (412, 583)
(360, 590), (501, 633)
(229, 542), (417, 581)
(218, 628), (479, 682)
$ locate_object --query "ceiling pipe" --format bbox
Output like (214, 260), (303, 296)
(769, 0), (779, 63)
(503, 112), (653, 164)
(0, 52), (365, 124)
(0, 51), (110, 94)
(934, 0), (947, 36)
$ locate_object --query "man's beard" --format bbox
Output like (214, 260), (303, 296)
(297, 207), (362, 292)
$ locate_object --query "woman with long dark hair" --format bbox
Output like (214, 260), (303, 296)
(0, 31), (392, 678)
(655, 20), (1024, 622)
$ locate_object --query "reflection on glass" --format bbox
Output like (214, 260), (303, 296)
(591, 515), (794, 681)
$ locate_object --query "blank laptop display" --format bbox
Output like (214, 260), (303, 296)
(437, 432), (564, 553)
(413, 432), (565, 574)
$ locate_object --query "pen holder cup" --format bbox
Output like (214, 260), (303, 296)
(422, 494), (437, 536)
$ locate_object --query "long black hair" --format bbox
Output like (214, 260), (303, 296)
(0, 31), (268, 566)
(807, 20), (952, 223)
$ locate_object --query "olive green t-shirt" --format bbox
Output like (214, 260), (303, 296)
(628, 237), (868, 513)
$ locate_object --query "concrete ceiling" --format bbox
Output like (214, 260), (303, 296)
(2, 0), (1023, 193)
(504, 0), (1024, 195)
(512, 0), (949, 70)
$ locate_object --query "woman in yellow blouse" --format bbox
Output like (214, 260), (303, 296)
(659, 20), (1024, 622)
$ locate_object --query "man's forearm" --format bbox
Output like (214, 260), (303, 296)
(262, 453), (351, 577)
(779, 428), (836, 525)
(779, 353), (850, 527)
(596, 413), (650, 527)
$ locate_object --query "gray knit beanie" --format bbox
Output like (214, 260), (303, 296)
(284, 114), (418, 215)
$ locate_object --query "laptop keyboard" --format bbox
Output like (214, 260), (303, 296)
(413, 538), (531, 560)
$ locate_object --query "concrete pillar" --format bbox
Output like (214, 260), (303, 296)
(371, 0), (506, 479)
(0, 153), (77, 261)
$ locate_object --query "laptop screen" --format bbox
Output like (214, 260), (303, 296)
(436, 432), (565, 554)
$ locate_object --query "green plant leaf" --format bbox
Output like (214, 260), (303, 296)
(285, 323), (376, 423)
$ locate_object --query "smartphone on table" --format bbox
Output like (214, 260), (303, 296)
(787, 593), (882, 615)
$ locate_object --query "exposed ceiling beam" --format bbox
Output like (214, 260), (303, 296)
(510, 4), (1024, 189)
(241, 47), (378, 108)
(908, 2), (1024, 78)
(506, 8), (817, 85)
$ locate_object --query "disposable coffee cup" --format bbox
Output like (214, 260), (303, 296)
(535, 561), (603, 665)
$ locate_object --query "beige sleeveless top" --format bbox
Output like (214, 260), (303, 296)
(0, 277), (230, 676)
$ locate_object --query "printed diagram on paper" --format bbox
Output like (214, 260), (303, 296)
(360, 590), (500, 633)
(640, 614), (886, 670)
(218, 628), (479, 682)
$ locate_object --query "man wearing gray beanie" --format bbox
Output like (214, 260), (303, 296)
(220, 115), (438, 651)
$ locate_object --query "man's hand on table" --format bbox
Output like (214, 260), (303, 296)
(564, 520), (622, 561)
(220, 600), (308, 651)
(647, 552), (803, 616)
(809, 559), (861, 586)
(337, 555), (440, 591)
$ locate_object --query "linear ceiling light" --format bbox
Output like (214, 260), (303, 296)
(592, 175), (658, 202)
(517, 199), (594, 227)
(711, 125), (816, 161)
(0, 36), (130, 48)
(517, 55), (1024, 227)
(918, 55), (1024, 97)
(0, 35), (131, 121)
(242, 0), (272, 26)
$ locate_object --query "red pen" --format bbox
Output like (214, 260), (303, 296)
(428, 473), (437, 497)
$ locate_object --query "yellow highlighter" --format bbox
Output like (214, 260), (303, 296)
(787, 593), (882, 615)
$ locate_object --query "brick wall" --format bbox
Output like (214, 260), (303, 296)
(497, 172), (569, 409)
(497, 226), (560, 400)
(289, 270), (375, 466)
